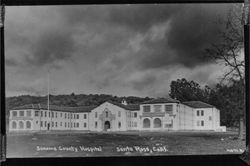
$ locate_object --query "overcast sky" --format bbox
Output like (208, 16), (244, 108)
(5, 4), (239, 98)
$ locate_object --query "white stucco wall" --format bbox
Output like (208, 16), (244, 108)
(177, 104), (194, 130)
(8, 101), (225, 132)
(88, 102), (128, 131)
(138, 103), (177, 131)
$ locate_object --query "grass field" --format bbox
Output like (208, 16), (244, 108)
(6, 131), (245, 158)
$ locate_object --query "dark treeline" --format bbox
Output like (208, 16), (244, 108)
(6, 93), (152, 110)
(6, 77), (244, 128)
(169, 78), (245, 127)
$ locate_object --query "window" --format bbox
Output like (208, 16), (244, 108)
(84, 114), (87, 119)
(26, 121), (31, 129)
(20, 111), (24, 117)
(153, 118), (162, 128)
(34, 111), (39, 117)
(45, 121), (47, 127)
(197, 110), (200, 116)
(95, 121), (98, 128)
(118, 111), (121, 117)
(71, 114), (72, 119)
(118, 122), (121, 128)
(52, 122), (54, 127)
(40, 111), (43, 117)
(143, 118), (150, 128)
(65, 123), (67, 128)
(201, 110), (204, 116)
(201, 120), (204, 126)
(165, 105), (173, 113)
(45, 111), (47, 117)
(52, 112), (54, 118)
(106, 111), (108, 118)
(84, 123), (87, 128)
(55, 122), (57, 127)
(209, 116), (212, 121)
(68, 113), (70, 119)
(68, 122), (70, 127)
(55, 112), (57, 118)
(143, 105), (150, 112)
(76, 114), (79, 119)
(154, 105), (162, 112)
(49, 112), (51, 117)
(40, 121), (43, 127)
(12, 121), (17, 129)
(27, 111), (31, 117)
(65, 113), (67, 119)
(12, 111), (17, 117)
(77, 123), (79, 128)
(134, 112), (137, 118)
(95, 112), (98, 118)
(61, 113), (63, 117)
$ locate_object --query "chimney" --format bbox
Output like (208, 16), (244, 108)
(121, 99), (127, 105)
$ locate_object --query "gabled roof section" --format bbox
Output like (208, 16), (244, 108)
(107, 101), (139, 111)
(141, 97), (180, 104)
(182, 101), (214, 108)
(12, 104), (97, 113)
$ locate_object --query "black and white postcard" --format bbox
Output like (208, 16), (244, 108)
(4, 3), (246, 158)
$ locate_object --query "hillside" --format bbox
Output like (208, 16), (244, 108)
(6, 93), (152, 111)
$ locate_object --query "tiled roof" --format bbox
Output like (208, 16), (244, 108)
(11, 101), (140, 113)
(12, 104), (97, 113)
(107, 101), (139, 111)
(141, 97), (180, 104)
(182, 101), (214, 108)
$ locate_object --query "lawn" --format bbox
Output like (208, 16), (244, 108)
(6, 131), (245, 158)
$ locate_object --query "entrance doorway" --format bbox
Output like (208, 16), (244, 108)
(104, 121), (111, 131)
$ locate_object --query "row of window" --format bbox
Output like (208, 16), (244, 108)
(12, 110), (31, 117)
(127, 112), (137, 118)
(143, 118), (162, 128)
(143, 105), (173, 113)
(36, 111), (86, 120)
(12, 110), (88, 120)
(95, 111), (123, 119)
(39, 121), (88, 128)
(196, 110), (204, 116)
(11, 121), (31, 129)
(94, 121), (123, 129)
(128, 121), (137, 127)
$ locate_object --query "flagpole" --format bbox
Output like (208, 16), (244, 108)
(48, 69), (51, 131)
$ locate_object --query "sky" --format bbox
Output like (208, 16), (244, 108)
(4, 4), (240, 98)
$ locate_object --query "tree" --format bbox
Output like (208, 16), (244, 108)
(169, 78), (209, 102)
(205, 5), (245, 139)
(169, 78), (243, 128)
(208, 81), (244, 128)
